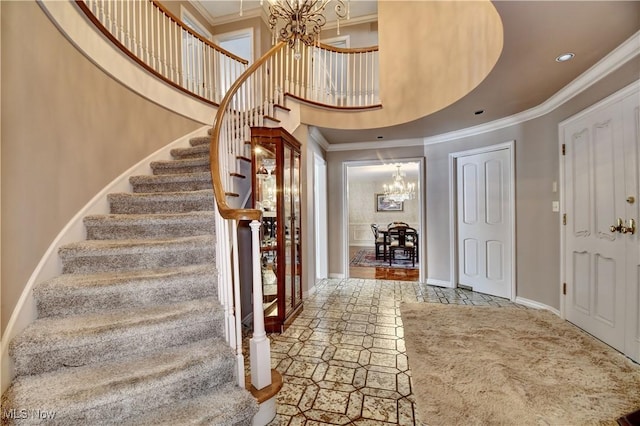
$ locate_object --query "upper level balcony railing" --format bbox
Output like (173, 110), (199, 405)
(77, 0), (249, 105)
(76, 0), (380, 110)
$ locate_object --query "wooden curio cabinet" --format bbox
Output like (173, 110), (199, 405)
(251, 127), (303, 332)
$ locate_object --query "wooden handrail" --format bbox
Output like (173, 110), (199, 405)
(151, 1), (248, 64)
(209, 42), (287, 222)
(317, 43), (378, 54)
(285, 93), (382, 111)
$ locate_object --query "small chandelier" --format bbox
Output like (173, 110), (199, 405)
(260, 0), (349, 54)
(383, 165), (416, 203)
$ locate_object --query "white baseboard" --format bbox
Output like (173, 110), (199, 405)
(515, 297), (561, 316)
(304, 284), (317, 299)
(426, 278), (452, 288)
(329, 273), (345, 279)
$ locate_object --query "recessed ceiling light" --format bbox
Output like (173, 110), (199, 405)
(474, 110), (484, 115)
(555, 53), (575, 62)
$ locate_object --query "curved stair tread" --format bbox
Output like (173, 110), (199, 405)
(3, 339), (252, 424)
(170, 144), (210, 159)
(150, 157), (211, 175)
(59, 234), (215, 255)
(9, 297), (223, 375)
(188, 136), (211, 147)
(108, 190), (215, 214)
(83, 212), (216, 240)
(11, 297), (220, 349)
(34, 264), (217, 318)
(107, 189), (215, 202)
(84, 211), (215, 224)
(36, 264), (216, 293)
(129, 171), (212, 184)
(125, 382), (258, 425)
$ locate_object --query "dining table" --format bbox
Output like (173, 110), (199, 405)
(377, 225), (418, 263)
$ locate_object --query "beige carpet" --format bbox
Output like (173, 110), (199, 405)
(400, 303), (640, 426)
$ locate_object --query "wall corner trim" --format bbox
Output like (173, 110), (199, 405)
(515, 297), (561, 316)
(425, 278), (452, 288)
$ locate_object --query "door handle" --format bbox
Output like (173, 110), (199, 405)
(610, 218), (624, 233)
(621, 218), (636, 235)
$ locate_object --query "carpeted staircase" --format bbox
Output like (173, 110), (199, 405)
(1, 134), (258, 425)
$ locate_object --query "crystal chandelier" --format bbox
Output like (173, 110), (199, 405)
(260, 0), (350, 54)
(383, 165), (416, 203)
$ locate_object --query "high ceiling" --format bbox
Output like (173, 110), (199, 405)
(193, 1), (640, 145)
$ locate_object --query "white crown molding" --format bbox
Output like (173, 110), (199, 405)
(194, 1), (268, 27)
(325, 30), (640, 151)
(190, 0), (268, 27)
(323, 13), (378, 31)
(212, 7), (266, 27)
(326, 137), (424, 152)
(188, 0), (217, 27)
(309, 126), (331, 151)
(558, 79), (639, 128)
(421, 29), (640, 146)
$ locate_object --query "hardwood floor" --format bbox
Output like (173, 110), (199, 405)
(348, 246), (419, 282)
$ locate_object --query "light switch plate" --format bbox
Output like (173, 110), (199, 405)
(552, 201), (560, 212)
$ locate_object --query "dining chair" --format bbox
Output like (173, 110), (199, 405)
(371, 224), (388, 260)
(388, 226), (418, 267)
(387, 221), (409, 229)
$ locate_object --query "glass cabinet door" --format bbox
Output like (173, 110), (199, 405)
(251, 127), (303, 332)
(283, 145), (293, 316)
(293, 151), (302, 308)
(254, 142), (278, 319)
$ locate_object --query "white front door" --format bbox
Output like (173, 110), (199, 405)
(563, 87), (639, 362)
(457, 147), (512, 299)
(623, 93), (640, 363)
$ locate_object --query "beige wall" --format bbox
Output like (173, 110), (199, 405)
(0, 1), (201, 336)
(299, 0), (502, 131)
(326, 59), (640, 310)
(212, 16), (272, 61)
(321, 21), (378, 48)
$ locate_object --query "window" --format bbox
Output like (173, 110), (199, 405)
(214, 28), (253, 64)
(180, 8), (212, 96)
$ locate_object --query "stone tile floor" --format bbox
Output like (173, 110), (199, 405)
(263, 278), (520, 425)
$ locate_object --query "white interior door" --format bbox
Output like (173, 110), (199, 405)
(563, 87), (639, 362)
(457, 148), (512, 299)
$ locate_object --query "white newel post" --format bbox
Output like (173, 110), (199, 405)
(249, 219), (272, 389)
(231, 220), (245, 388)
